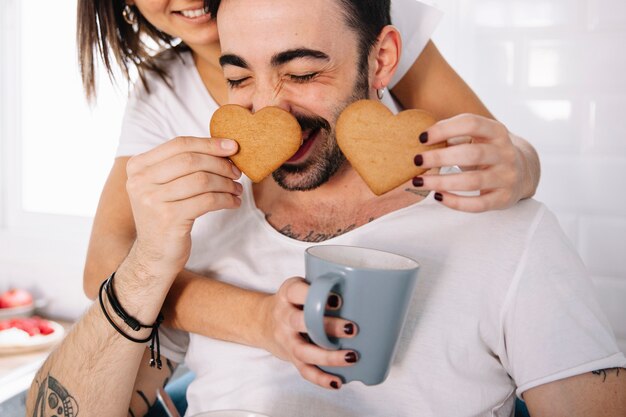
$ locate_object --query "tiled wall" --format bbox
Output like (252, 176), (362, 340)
(429, 0), (626, 353)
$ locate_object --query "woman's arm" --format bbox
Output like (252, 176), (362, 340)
(391, 41), (540, 211)
(83, 157), (135, 297)
(392, 41), (492, 120)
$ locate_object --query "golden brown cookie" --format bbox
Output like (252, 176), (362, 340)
(336, 100), (445, 195)
(210, 105), (302, 182)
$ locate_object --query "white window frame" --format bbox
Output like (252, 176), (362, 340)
(1, 0), (92, 318)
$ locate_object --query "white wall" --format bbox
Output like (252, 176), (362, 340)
(429, 0), (626, 353)
(0, 0), (117, 320)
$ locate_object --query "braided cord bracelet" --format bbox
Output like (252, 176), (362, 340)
(98, 272), (164, 369)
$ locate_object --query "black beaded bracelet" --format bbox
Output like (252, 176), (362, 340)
(98, 272), (164, 369)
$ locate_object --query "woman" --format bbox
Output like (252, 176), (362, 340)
(79, 0), (540, 390)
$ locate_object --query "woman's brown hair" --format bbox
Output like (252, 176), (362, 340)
(77, 1), (186, 102)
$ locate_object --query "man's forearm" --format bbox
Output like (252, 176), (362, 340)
(26, 304), (145, 416)
(27, 257), (171, 417)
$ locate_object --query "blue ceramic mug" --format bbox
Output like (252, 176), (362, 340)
(304, 245), (419, 385)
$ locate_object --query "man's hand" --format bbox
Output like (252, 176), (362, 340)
(259, 277), (359, 390)
(125, 136), (243, 280)
(412, 114), (538, 212)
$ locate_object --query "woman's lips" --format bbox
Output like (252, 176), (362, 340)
(173, 7), (212, 23)
(286, 128), (320, 163)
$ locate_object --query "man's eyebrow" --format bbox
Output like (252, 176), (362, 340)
(271, 48), (330, 67)
(219, 54), (249, 69)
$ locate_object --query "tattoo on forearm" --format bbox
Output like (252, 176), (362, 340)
(278, 224), (357, 242)
(32, 374), (79, 417)
(405, 188), (430, 198)
(592, 367), (622, 382)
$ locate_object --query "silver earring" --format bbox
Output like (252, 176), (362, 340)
(376, 88), (385, 100)
(122, 4), (137, 25)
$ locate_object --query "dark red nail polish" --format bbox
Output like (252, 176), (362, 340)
(345, 352), (358, 363)
(412, 177), (424, 187)
(414, 155), (423, 166)
(435, 192), (443, 202)
(327, 294), (340, 308)
(419, 131), (429, 144)
(330, 381), (339, 389)
(344, 323), (354, 335)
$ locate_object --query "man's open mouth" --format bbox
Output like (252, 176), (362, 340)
(286, 127), (321, 163)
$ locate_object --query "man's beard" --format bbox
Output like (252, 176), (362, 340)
(272, 62), (370, 191)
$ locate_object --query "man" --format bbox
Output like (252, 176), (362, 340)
(27, 0), (625, 416)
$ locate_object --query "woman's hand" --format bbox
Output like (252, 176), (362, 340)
(259, 277), (359, 390)
(412, 114), (535, 212)
(125, 136), (243, 280)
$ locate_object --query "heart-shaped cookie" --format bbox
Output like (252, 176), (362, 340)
(336, 100), (445, 195)
(210, 105), (302, 183)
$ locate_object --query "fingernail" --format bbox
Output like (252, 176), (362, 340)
(435, 192), (443, 202)
(221, 139), (237, 150)
(412, 177), (424, 187)
(419, 131), (429, 144)
(414, 154), (423, 166)
(345, 352), (358, 363)
(330, 381), (340, 389)
(327, 294), (340, 308)
(231, 164), (242, 177)
(235, 182), (243, 195)
(344, 323), (354, 335)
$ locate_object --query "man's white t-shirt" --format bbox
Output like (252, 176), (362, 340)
(113, 1), (626, 416)
(174, 187), (624, 417)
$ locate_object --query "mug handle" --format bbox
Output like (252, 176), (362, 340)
(304, 273), (343, 350)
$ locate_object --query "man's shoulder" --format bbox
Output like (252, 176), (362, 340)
(427, 197), (550, 239)
(473, 198), (553, 235)
(499, 198), (550, 228)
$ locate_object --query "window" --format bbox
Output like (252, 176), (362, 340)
(1, 0), (126, 318)
(21, 0), (125, 217)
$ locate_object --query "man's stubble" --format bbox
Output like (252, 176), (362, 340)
(271, 60), (371, 191)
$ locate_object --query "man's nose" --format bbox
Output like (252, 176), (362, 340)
(250, 82), (291, 113)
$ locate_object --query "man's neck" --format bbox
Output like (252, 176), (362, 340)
(255, 164), (370, 210)
(253, 165), (426, 242)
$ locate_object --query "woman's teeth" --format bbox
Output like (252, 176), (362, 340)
(180, 8), (209, 18)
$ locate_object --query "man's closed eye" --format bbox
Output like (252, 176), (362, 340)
(226, 77), (251, 88)
(287, 72), (319, 83)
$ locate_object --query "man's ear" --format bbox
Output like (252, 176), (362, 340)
(371, 26), (402, 91)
